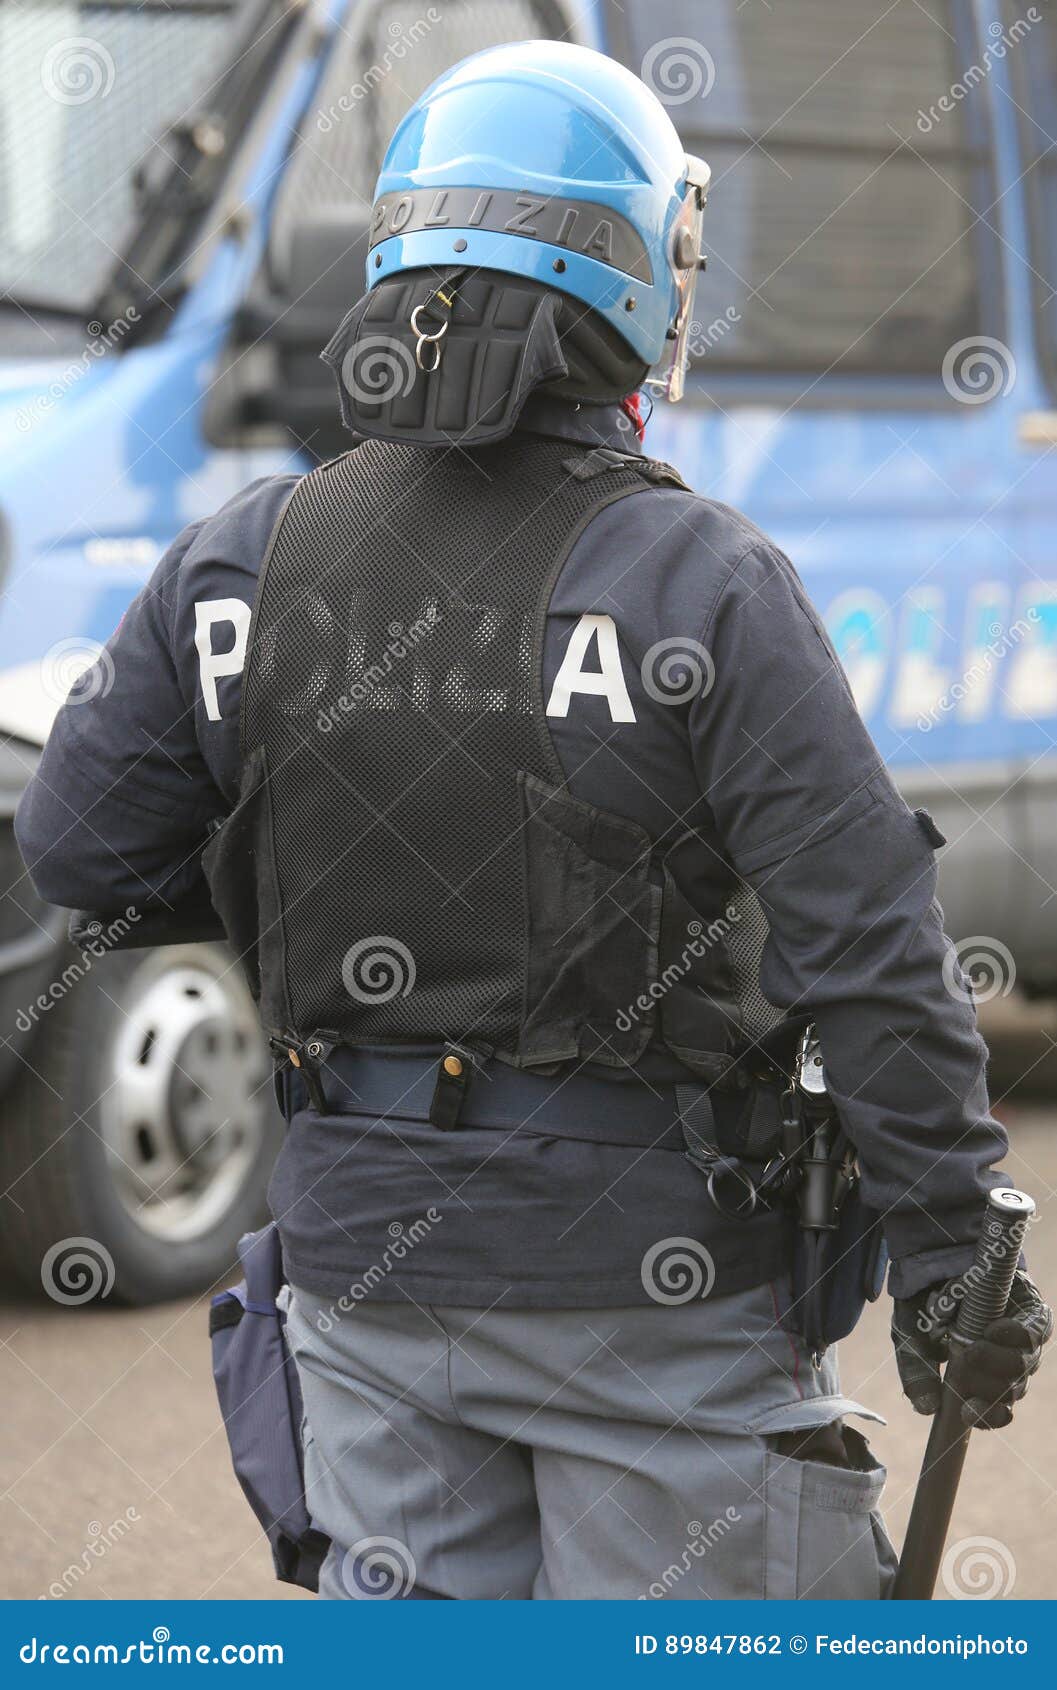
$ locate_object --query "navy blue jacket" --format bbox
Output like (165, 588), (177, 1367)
(16, 396), (1008, 1304)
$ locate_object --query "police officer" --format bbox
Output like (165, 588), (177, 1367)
(16, 42), (1050, 1601)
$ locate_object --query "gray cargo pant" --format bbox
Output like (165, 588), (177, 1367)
(286, 1280), (897, 1600)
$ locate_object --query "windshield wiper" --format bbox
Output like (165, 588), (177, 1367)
(93, 0), (299, 330)
(0, 293), (89, 321)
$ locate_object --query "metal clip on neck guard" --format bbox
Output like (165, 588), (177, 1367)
(410, 303), (447, 371)
(409, 273), (465, 373)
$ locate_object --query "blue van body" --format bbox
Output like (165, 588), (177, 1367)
(0, 0), (1053, 1293)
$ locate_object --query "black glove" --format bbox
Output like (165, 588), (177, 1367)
(892, 1268), (1052, 1429)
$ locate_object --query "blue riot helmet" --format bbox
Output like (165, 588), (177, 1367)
(322, 41), (710, 444)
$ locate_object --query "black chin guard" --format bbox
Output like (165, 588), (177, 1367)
(321, 269), (649, 448)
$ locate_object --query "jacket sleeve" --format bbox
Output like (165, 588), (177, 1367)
(15, 476), (294, 922)
(15, 525), (223, 919)
(690, 541), (1009, 1298)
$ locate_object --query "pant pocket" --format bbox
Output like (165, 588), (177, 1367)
(750, 1404), (897, 1601)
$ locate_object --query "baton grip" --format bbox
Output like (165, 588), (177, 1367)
(952, 1188), (1035, 1346)
(892, 1186), (1035, 1599)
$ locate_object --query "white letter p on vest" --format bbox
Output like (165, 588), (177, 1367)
(195, 599), (251, 721)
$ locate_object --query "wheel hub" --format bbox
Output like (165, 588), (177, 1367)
(100, 950), (269, 1242)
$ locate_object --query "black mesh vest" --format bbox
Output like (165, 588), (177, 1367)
(203, 434), (787, 1077)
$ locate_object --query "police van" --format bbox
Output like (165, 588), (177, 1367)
(1, 0), (1053, 1298)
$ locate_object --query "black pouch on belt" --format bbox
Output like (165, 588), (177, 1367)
(791, 1189), (888, 1349)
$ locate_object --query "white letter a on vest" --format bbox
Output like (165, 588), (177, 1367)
(545, 613), (636, 723)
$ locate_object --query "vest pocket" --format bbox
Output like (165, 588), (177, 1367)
(517, 771), (661, 1067)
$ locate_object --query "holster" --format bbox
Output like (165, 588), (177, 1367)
(791, 1190), (888, 1351)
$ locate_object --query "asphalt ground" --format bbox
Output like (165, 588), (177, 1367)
(2, 1000), (1055, 1602)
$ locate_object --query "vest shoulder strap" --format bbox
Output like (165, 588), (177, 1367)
(560, 445), (690, 489)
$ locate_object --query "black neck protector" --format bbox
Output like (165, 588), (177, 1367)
(320, 268), (649, 448)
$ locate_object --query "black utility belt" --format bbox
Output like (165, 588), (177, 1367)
(269, 1036), (780, 1157)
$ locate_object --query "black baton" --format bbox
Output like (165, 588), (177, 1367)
(892, 1186), (1035, 1600)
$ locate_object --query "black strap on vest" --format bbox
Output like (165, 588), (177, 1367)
(429, 1042), (488, 1130)
(562, 446), (685, 485)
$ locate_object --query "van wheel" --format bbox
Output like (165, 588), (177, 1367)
(0, 943), (281, 1305)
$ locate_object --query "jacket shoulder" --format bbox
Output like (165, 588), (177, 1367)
(177, 473), (302, 589)
(630, 480), (784, 569)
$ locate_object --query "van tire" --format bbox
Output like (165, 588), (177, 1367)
(0, 943), (281, 1305)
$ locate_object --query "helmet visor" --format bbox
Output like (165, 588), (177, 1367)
(653, 155), (710, 403)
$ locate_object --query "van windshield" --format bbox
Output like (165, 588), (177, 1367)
(0, 0), (237, 316)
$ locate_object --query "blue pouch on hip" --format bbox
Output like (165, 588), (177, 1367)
(209, 1223), (330, 1590)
